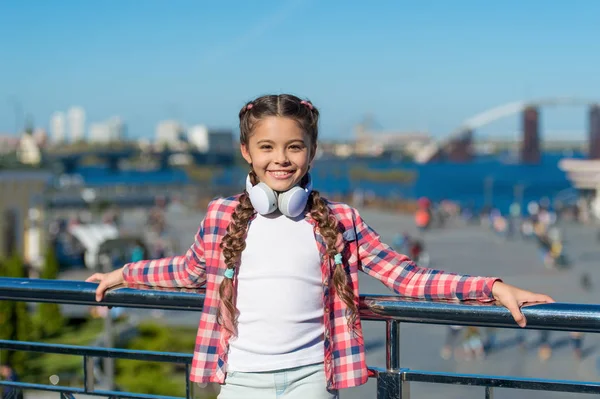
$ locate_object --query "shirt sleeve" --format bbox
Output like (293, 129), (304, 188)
(354, 210), (499, 302)
(122, 217), (207, 289)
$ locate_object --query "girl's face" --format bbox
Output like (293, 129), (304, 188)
(241, 116), (315, 193)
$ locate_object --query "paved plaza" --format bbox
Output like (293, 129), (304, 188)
(338, 209), (600, 399)
(55, 207), (600, 399)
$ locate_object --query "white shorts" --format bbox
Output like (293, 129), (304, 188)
(217, 362), (338, 399)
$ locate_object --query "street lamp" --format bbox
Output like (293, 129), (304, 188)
(81, 188), (97, 224)
(97, 253), (115, 390)
(484, 176), (494, 208)
(7, 96), (24, 134)
(81, 187), (115, 389)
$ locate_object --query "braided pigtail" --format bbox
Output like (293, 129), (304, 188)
(217, 177), (255, 338)
(309, 190), (359, 334)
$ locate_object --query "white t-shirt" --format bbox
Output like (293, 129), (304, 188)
(226, 211), (325, 372)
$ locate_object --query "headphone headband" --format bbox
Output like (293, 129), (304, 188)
(245, 173), (313, 217)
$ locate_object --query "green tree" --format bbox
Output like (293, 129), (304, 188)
(36, 246), (64, 337)
(115, 323), (198, 397)
(0, 253), (33, 375)
(0, 257), (16, 364)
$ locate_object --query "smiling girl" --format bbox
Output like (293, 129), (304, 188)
(87, 93), (554, 399)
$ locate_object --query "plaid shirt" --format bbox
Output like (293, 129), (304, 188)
(123, 195), (499, 389)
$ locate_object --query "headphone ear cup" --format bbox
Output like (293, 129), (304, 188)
(278, 186), (309, 218)
(249, 182), (278, 215)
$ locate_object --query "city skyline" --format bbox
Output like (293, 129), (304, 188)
(1, 0), (600, 140)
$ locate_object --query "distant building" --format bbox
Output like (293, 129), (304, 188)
(67, 106), (86, 143)
(355, 127), (432, 156)
(33, 128), (48, 148)
(89, 117), (125, 144)
(17, 134), (41, 165)
(50, 112), (66, 143)
(155, 120), (185, 148)
(590, 105), (600, 159)
(186, 125), (234, 154)
(107, 116), (126, 141)
(0, 171), (52, 266)
(0, 135), (20, 154)
(559, 159), (600, 192)
(559, 158), (600, 223)
(188, 125), (209, 152)
(89, 122), (111, 143)
(207, 129), (235, 153)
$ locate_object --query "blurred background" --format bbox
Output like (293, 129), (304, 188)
(1, 1), (600, 398)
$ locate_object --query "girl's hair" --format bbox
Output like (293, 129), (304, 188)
(217, 94), (359, 341)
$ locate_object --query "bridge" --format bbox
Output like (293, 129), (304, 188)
(45, 147), (235, 174)
(415, 97), (600, 164)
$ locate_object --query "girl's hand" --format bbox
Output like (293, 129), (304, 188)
(85, 268), (126, 302)
(492, 281), (555, 327)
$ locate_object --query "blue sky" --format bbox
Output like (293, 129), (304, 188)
(1, 0), (599, 140)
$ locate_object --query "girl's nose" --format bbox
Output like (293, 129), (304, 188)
(275, 150), (289, 164)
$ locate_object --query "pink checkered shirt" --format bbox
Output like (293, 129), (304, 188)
(122, 195), (499, 389)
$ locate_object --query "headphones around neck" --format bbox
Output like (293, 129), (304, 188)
(246, 173), (313, 218)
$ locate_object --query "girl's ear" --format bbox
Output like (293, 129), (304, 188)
(240, 144), (252, 164)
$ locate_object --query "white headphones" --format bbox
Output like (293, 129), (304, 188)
(246, 173), (313, 218)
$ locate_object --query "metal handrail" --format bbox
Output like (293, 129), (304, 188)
(1, 277), (600, 399)
(1, 277), (599, 332)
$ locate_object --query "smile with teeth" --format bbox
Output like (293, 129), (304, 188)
(268, 170), (294, 179)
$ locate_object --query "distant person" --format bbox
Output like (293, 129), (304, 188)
(392, 232), (411, 253)
(0, 364), (22, 399)
(415, 208), (431, 231)
(440, 325), (463, 360)
(130, 241), (145, 263)
(535, 233), (554, 268)
(509, 202), (521, 218)
(408, 239), (429, 266)
(415, 197), (432, 230)
(538, 331), (552, 361)
(86, 93), (554, 399)
(569, 332), (584, 360)
(537, 330), (582, 362)
(461, 327), (485, 360)
(581, 273), (593, 291)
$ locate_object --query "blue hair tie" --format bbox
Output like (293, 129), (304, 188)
(334, 253), (343, 265)
(224, 268), (235, 279)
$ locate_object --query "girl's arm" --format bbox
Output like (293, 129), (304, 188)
(122, 219), (207, 289)
(354, 211), (497, 302)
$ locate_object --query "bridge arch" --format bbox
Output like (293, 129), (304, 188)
(415, 97), (600, 164)
(460, 97), (598, 132)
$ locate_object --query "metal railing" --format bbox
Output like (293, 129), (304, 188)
(1, 277), (599, 399)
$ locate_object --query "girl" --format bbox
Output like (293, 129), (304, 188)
(86, 94), (554, 399)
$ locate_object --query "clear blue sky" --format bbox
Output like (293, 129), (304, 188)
(1, 0), (599, 140)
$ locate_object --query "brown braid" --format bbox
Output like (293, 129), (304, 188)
(216, 172), (256, 337)
(218, 94), (331, 338)
(309, 190), (359, 334)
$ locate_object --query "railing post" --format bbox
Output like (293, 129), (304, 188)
(485, 386), (494, 399)
(386, 320), (400, 369)
(83, 355), (95, 392)
(378, 321), (410, 399)
(101, 255), (115, 390)
(185, 364), (191, 399)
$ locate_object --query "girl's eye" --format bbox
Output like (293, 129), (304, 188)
(290, 145), (304, 150)
(260, 145), (272, 150)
